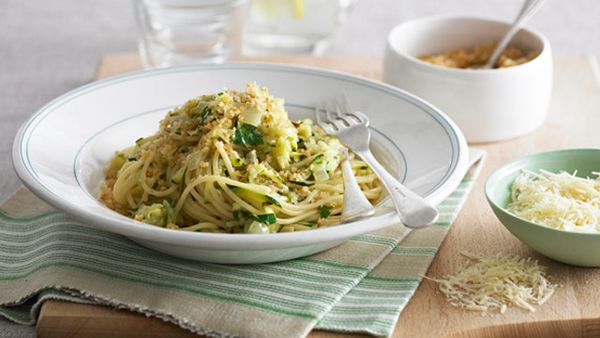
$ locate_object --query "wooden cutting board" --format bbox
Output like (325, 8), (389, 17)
(37, 54), (600, 338)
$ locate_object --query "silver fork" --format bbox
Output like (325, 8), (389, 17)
(316, 102), (376, 222)
(316, 97), (439, 228)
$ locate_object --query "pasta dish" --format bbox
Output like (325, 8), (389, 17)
(101, 83), (382, 234)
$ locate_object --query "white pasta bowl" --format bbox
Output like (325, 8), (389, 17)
(13, 63), (468, 264)
(383, 16), (553, 143)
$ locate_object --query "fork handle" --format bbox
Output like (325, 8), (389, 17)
(357, 150), (439, 228)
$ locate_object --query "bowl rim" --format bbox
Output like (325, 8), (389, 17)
(485, 148), (600, 238)
(12, 61), (469, 250)
(386, 14), (551, 75)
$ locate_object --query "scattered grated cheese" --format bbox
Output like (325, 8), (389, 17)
(426, 253), (555, 314)
(509, 169), (600, 232)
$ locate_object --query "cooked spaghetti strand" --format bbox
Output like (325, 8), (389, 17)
(100, 83), (383, 233)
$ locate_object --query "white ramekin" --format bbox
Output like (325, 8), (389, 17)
(383, 16), (553, 143)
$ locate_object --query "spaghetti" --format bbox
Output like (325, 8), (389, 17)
(101, 83), (382, 233)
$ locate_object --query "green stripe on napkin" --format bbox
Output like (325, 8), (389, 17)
(315, 177), (478, 336)
(0, 157), (483, 338)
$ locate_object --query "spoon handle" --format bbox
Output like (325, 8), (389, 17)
(485, 0), (547, 68)
(356, 149), (439, 228)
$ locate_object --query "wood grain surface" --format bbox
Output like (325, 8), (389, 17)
(37, 54), (600, 338)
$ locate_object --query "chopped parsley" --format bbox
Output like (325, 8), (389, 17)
(233, 209), (276, 225)
(199, 106), (211, 124)
(319, 205), (332, 219)
(233, 124), (264, 147)
(233, 209), (253, 221)
(187, 101), (211, 124)
(255, 213), (277, 225)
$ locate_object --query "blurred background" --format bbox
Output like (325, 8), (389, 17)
(2, 0), (599, 205)
(2, 3), (599, 193)
(2, 0), (599, 107)
(3, 0), (599, 92)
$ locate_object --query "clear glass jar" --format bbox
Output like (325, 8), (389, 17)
(242, 0), (356, 55)
(134, 0), (246, 68)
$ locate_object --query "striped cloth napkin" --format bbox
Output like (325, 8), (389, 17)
(0, 154), (484, 338)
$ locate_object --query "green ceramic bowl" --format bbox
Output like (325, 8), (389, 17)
(485, 148), (600, 267)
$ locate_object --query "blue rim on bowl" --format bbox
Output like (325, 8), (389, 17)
(11, 62), (469, 263)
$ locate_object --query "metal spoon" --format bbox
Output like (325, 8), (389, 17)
(340, 148), (375, 222)
(483, 0), (546, 69)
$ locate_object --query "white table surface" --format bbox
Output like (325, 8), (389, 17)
(1, 0), (599, 336)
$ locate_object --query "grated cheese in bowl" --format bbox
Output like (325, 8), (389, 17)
(509, 170), (600, 232)
(427, 253), (555, 314)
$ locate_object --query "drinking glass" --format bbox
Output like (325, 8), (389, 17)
(242, 0), (356, 55)
(134, 0), (245, 68)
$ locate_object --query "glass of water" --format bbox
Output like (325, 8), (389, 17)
(242, 0), (356, 55)
(134, 0), (246, 68)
